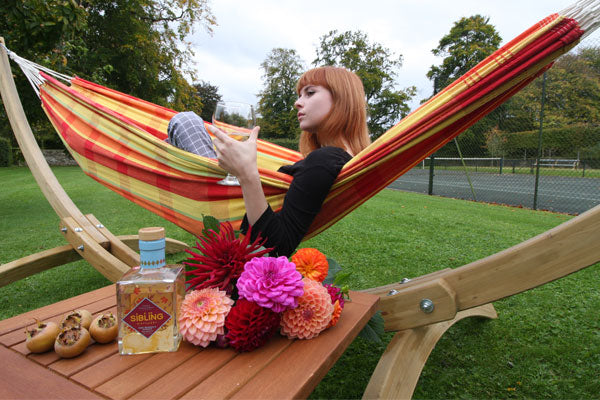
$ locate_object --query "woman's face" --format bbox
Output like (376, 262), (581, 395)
(294, 85), (333, 133)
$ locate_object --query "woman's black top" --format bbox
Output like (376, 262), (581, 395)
(240, 146), (352, 257)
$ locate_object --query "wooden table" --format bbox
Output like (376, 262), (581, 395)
(0, 285), (378, 399)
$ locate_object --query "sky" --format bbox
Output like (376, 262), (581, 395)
(188, 0), (599, 112)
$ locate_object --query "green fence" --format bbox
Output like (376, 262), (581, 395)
(393, 34), (600, 215)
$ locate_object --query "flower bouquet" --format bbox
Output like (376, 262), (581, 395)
(178, 216), (353, 352)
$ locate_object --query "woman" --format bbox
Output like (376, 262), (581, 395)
(174, 66), (371, 256)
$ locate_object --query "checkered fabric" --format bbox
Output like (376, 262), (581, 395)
(166, 112), (217, 158)
(38, 13), (583, 239)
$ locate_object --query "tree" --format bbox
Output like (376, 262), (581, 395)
(70, 0), (216, 106)
(426, 15), (502, 157)
(0, 0), (216, 148)
(427, 15), (502, 93)
(193, 81), (222, 121)
(484, 126), (508, 158)
(313, 30), (415, 138)
(507, 46), (600, 130)
(0, 0), (89, 147)
(257, 48), (305, 138)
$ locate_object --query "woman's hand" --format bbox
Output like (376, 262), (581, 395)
(207, 124), (268, 224)
(207, 125), (261, 183)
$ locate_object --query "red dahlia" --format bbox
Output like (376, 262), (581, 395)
(225, 299), (281, 352)
(323, 283), (345, 308)
(185, 223), (272, 293)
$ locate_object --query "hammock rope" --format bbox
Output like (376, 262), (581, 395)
(0, 42), (71, 97)
(5, 0), (598, 240)
(562, 0), (600, 36)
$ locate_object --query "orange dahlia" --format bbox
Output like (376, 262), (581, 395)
(179, 288), (234, 347)
(327, 300), (343, 328)
(291, 248), (329, 282)
(280, 278), (333, 340)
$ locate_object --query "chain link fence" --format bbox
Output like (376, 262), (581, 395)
(391, 34), (600, 215)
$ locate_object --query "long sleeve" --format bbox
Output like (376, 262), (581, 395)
(241, 146), (351, 257)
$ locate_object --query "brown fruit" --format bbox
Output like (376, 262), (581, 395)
(89, 313), (118, 344)
(60, 309), (92, 330)
(25, 321), (60, 353)
(54, 326), (91, 358)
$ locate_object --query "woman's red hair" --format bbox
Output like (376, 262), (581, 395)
(296, 66), (370, 157)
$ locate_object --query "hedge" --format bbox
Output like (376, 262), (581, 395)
(264, 137), (298, 152)
(0, 137), (12, 167)
(505, 124), (600, 160)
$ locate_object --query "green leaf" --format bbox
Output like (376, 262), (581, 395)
(333, 271), (352, 287)
(358, 311), (385, 343)
(202, 214), (220, 236)
(323, 257), (342, 285)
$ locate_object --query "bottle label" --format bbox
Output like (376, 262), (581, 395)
(122, 297), (172, 338)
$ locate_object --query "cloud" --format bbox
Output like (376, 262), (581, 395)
(186, 0), (599, 112)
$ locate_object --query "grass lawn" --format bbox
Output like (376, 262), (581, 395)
(1, 166), (598, 399)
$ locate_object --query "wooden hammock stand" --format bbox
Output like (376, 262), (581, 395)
(1, 37), (599, 399)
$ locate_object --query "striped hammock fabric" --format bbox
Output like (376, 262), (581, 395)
(29, 9), (589, 240)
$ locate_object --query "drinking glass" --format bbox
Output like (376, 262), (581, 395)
(212, 101), (255, 186)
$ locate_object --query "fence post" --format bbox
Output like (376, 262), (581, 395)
(533, 71), (547, 211)
(499, 157), (504, 175)
(428, 154), (435, 195)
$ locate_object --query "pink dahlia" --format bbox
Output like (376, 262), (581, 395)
(225, 299), (281, 352)
(280, 278), (334, 340)
(185, 223), (272, 293)
(178, 288), (234, 347)
(237, 256), (304, 313)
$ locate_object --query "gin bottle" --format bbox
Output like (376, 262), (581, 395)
(116, 227), (185, 355)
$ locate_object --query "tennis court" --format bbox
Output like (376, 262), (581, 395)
(390, 168), (600, 215)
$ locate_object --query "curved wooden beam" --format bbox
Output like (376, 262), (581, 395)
(363, 304), (497, 400)
(0, 39), (136, 282)
(0, 233), (188, 288)
(0, 38), (103, 242)
(364, 204), (600, 332)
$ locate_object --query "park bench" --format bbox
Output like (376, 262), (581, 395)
(534, 158), (580, 169)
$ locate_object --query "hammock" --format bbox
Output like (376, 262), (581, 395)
(4, 2), (597, 240)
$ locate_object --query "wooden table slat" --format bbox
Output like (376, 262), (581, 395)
(95, 341), (200, 400)
(180, 335), (293, 399)
(50, 341), (118, 376)
(0, 346), (104, 399)
(130, 348), (238, 400)
(71, 351), (152, 389)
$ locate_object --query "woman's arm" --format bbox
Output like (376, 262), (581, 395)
(242, 147), (351, 256)
(207, 125), (268, 225)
